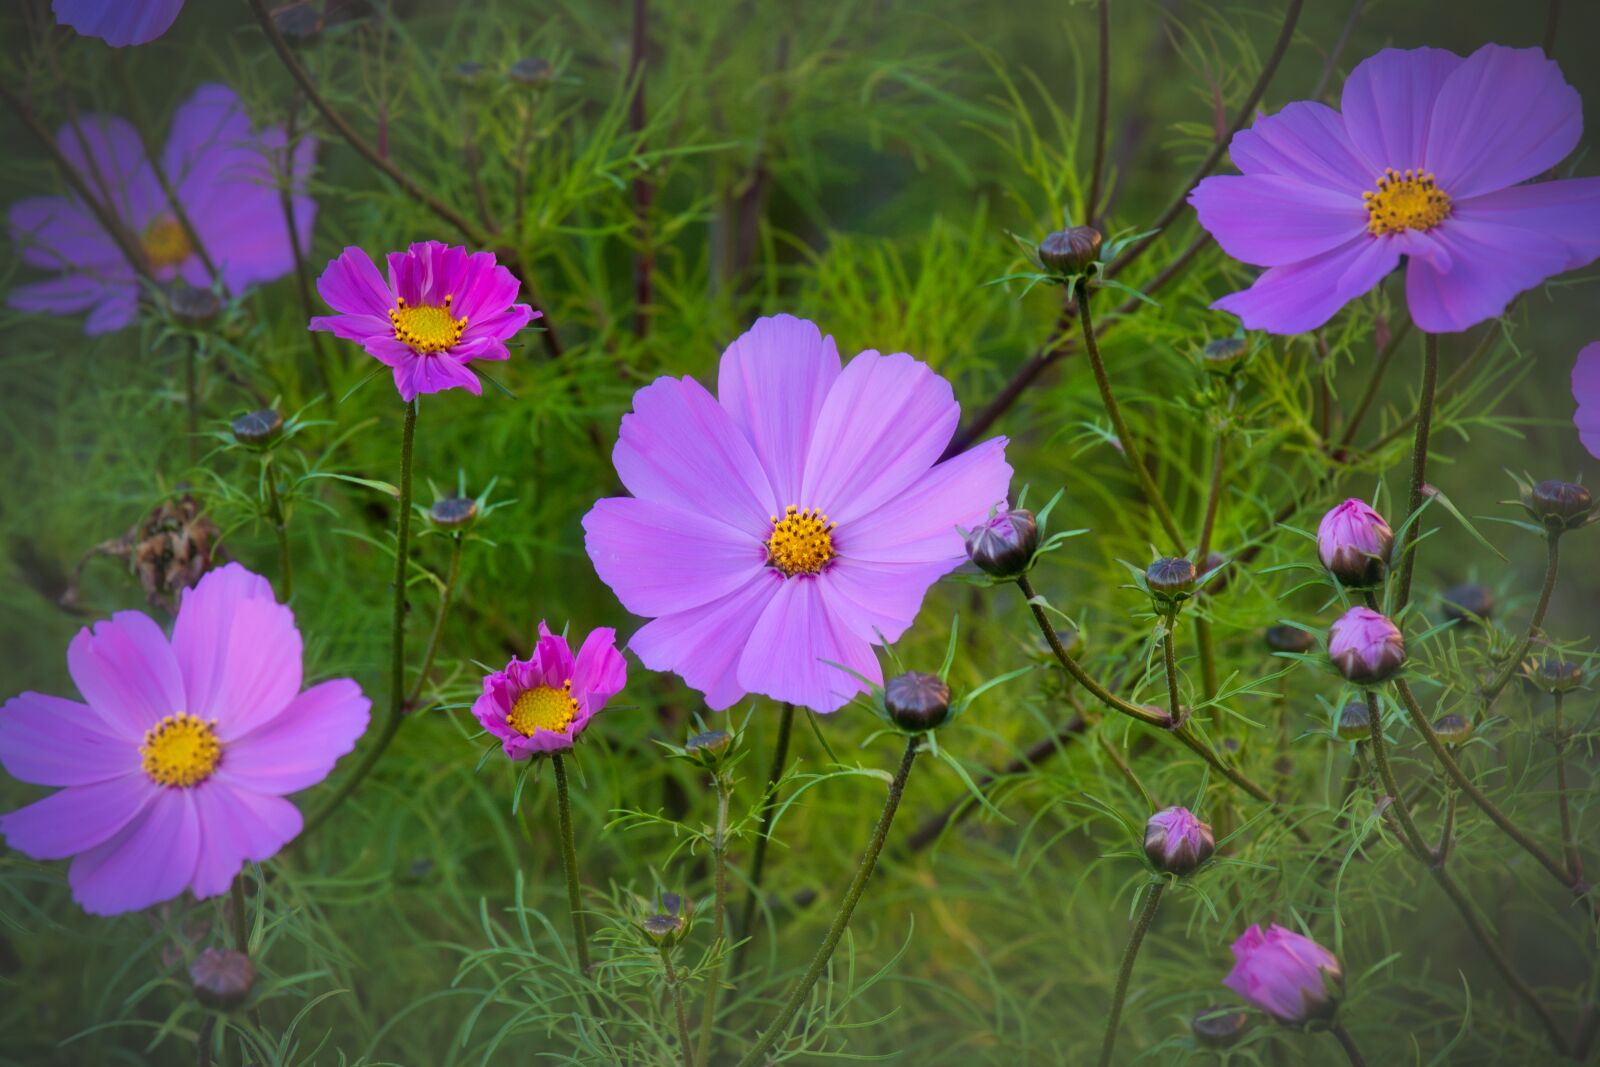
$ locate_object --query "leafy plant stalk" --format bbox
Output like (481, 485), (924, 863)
(553, 752), (593, 976)
(1096, 880), (1164, 1067)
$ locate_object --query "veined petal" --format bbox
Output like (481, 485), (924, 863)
(630, 573), (782, 711)
(584, 497), (764, 617)
(1451, 177), (1600, 272)
(1212, 235), (1399, 335)
(1340, 47), (1462, 174)
(52, 0), (185, 47)
(1403, 216), (1575, 334)
(171, 563), (302, 739)
(1189, 174), (1368, 267)
(315, 246), (396, 318)
(838, 436), (1011, 564)
(224, 679), (369, 795)
(1574, 343), (1600, 461)
(0, 773), (155, 859)
(187, 781), (302, 899)
(817, 557), (955, 646)
(0, 692), (135, 787)
(1228, 101), (1373, 193)
(67, 612), (184, 739)
(67, 788), (199, 916)
(735, 577), (881, 713)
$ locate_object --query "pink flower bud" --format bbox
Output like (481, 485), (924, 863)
(1327, 606), (1406, 684)
(1223, 923), (1343, 1025)
(1316, 499), (1393, 587)
(1144, 806), (1215, 876)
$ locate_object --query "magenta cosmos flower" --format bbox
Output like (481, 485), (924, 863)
(309, 241), (537, 402)
(1575, 343), (1600, 460)
(1316, 498), (1393, 587)
(472, 623), (627, 759)
(1327, 605), (1406, 685)
(583, 314), (1012, 713)
(1143, 805), (1215, 876)
(54, 0), (184, 47)
(1191, 44), (1600, 334)
(6, 84), (315, 335)
(1224, 924), (1344, 1025)
(0, 564), (369, 915)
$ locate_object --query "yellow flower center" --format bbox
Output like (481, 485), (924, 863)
(766, 505), (836, 577)
(389, 296), (468, 353)
(140, 713), (222, 788)
(142, 216), (193, 269)
(507, 682), (579, 736)
(1362, 168), (1451, 236)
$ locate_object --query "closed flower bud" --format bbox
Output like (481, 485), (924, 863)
(1529, 657), (1584, 694)
(231, 408), (283, 446)
(1335, 701), (1371, 741)
(1432, 713), (1473, 745)
(1224, 923), (1343, 1026)
(271, 1), (323, 41)
(1191, 1006), (1251, 1049)
(641, 907), (686, 946)
(884, 671), (951, 732)
(168, 284), (221, 326)
(1038, 226), (1102, 275)
(964, 508), (1038, 579)
(1527, 479), (1594, 532)
(1036, 626), (1082, 661)
(1265, 625), (1316, 655)
(190, 948), (255, 1010)
(1198, 551), (1229, 596)
(1328, 607), (1406, 685)
(1441, 583), (1495, 625)
(430, 495), (479, 529)
(1202, 337), (1250, 374)
(686, 729), (732, 755)
(1144, 805), (1215, 876)
(508, 57), (554, 87)
(1316, 499), (1393, 587)
(1146, 556), (1197, 604)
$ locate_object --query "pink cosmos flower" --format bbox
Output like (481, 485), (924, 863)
(1316, 498), (1394, 587)
(1327, 606), (1406, 685)
(472, 623), (627, 760)
(1143, 805), (1215, 876)
(1575, 342), (1600, 460)
(309, 241), (537, 402)
(54, 0), (184, 47)
(6, 84), (315, 335)
(1224, 923), (1344, 1025)
(583, 314), (1012, 713)
(0, 564), (370, 916)
(1190, 45), (1600, 334)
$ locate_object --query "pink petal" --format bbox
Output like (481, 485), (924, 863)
(395, 352), (483, 400)
(1451, 177), (1600, 274)
(1189, 174), (1367, 267)
(52, 0), (184, 47)
(629, 573), (782, 711)
(1575, 342), (1600, 461)
(0, 692), (135, 786)
(67, 788), (200, 916)
(817, 558), (955, 645)
(310, 312), (390, 344)
(716, 315), (841, 504)
(54, 114), (162, 226)
(735, 577), (881, 713)
(1340, 47), (1462, 175)
(223, 679), (370, 795)
(838, 436), (1012, 563)
(315, 246), (396, 318)
(0, 773), (155, 859)
(1228, 101), (1373, 194)
(452, 252), (521, 321)
(1212, 234), (1399, 335)
(67, 612), (184, 739)
(188, 782), (303, 899)
(583, 497), (765, 616)
(172, 564), (302, 739)
(571, 628), (627, 713)
(1403, 217), (1575, 333)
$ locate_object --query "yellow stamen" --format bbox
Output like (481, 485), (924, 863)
(142, 216), (193, 269)
(1362, 168), (1451, 236)
(766, 505), (836, 577)
(507, 682), (579, 736)
(388, 294), (468, 353)
(140, 713), (221, 788)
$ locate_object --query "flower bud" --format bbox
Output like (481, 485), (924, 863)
(189, 948), (255, 1010)
(1202, 337), (1250, 375)
(1224, 923), (1343, 1026)
(508, 57), (554, 87)
(1441, 582), (1495, 625)
(1198, 551), (1229, 596)
(1336, 701), (1371, 741)
(1038, 226), (1102, 275)
(884, 671), (951, 732)
(641, 912), (684, 945)
(1431, 713), (1473, 745)
(1264, 625), (1315, 655)
(231, 408), (283, 447)
(1143, 806), (1215, 876)
(1191, 1006), (1251, 1049)
(453, 61), (487, 85)
(1327, 607), (1406, 685)
(1316, 499), (1393, 587)
(686, 729), (732, 756)
(168, 284), (221, 327)
(1036, 626), (1082, 661)
(964, 508), (1038, 579)
(1529, 657), (1584, 694)
(430, 495), (479, 529)
(1527, 479), (1594, 532)
(270, 1), (323, 41)
(1146, 556), (1197, 606)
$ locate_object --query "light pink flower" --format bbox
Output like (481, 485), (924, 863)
(1224, 923), (1344, 1025)
(1327, 606), (1406, 685)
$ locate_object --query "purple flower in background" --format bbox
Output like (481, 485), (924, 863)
(1316, 498), (1394, 587)
(1575, 343), (1600, 460)
(1327, 606), (1406, 685)
(583, 314), (1012, 713)
(54, 0), (184, 47)
(0, 564), (369, 916)
(1190, 45), (1600, 334)
(472, 623), (627, 760)
(309, 241), (537, 402)
(1224, 923), (1344, 1025)
(1144, 805), (1215, 876)
(6, 84), (315, 335)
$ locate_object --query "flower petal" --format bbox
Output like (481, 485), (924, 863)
(394, 351), (483, 400)
(1212, 234), (1399, 335)
(52, 0), (185, 47)
(7, 195), (125, 273)
(0, 692), (136, 786)
(315, 246), (396, 318)
(1451, 177), (1600, 273)
(0, 773), (156, 859)
(1189, 174), (1368, 266)
(67, 612), (184, 738)
(171, 564), (302, 739)
(223, 679), (370, 795)
(1575, 342), (1600, 460)
(187, 781), (303, 899)
(838, 436), (1012, 563)
(571, 628), (627, 714)
(54, 113), (162, 226)
(1227, 101), (1373, 193)
(817, 558), (954, 646)
(1340, 47), (1462, 174)
(67, 787), (200, 916)
(736, 577), (881, 713)
(629, 573), (783, 711)
(1403, 217), (1575, 333)
(583, 497), (765, 616)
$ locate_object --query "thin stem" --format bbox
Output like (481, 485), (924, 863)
(197, 1015), (214, 1067)
(1393, 332), (1439, 611)
(1097, 881), (1164, 1067)
(1077, 287), (1186, 551)
(407, 533), (465, 708)
(1328, 1020), (1368, 1067)
(629, 0), (654, 339)
(1542, 0), (1562, 57)
(734, 703), (796, 962)
(278, 84), (334, 403)
(1336, 319), (1411, 451)
(298, 400), (416, 842)
(1553, 692), (1583, 882)
(1160, 620), (1183, 725)
(733, 738), (918, 1067)
(264, 459), (293, 602)
(186, 338), (200, 465)
(230, 872), (250, 953)
(1084, 0), (1111, 224)
(696, 772), (733, 1065)
(1483, 533), (1561, 704)
(657, 941), (694, 1067)
(1363, 691), (1430, 856)
(553, 753), (593, 976)
(1310, 0), (1366, 101)
(1436, 786), (1457, 866)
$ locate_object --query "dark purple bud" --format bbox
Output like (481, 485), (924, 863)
(1529, 657), (1584, 694)
(1327, 606), (1406, 685)
(230, 409), (283, 446)
(430, 495), (479, 529)
(1202, 337), (1250, 374)
(508, 57), (554, 87)
(1264, 625), (1316, 655)
(270, 1), (323, 41)
(1316, 499), (1393, 587)
(1146, 556), (1197, 602)
(1431, 713), (1473, 745)
(1336, 701), (1371, 742)
(642, 911), (685, 945)
(964, 508), (1038, 579)
(1527, 480), (1594, 532)
(686, 729), (732, 755)
(884, 671), (951, 732)
(1038, 226), (1102, 275)
(1441, 583), (1495, 625)
(168, 284), (221, 326)
(1191, 1006), (1251, 1049)
(1144, 806), (1215, 876)
(190, 948), (255, 1010)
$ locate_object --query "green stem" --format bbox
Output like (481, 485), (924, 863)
(553, 753), (593, 976)
(230, 872), (249, 954)
(1077, 287), (1187, 551)
(1329, 1020), (1368, 1067)
(734, 703), (796, 963)
(1160, 620), (1183, 725)
(696, 772), (732, 1065)
(1483, 533), (1561, 705)
(1393, 332), (1439, 611)
(186, 338), (200, 466)
(298, 400), (416, 842)
(1084, 0), (1110, 223)
(733, 738), (918, 1067)
(407, 532), (465, 708)
(658, 940), (694, 1067)
(264, 459), (293, 602)
(1553, 691), (1583, 883)
(1097, 881), (1164, 1067)
(1336, 319), (1411, 450)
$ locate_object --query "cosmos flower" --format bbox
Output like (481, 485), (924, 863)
(1190, 44), (1600, 334)
(1316, 498), (1393, 587)
(1143, 805), (1215, 876)
(1224, 924), (1344, 1025)
(6, 83), (315, 335)
(0, 564), (370, 916)
(472, 623), (627, 760)
(309, 241), (537, 402)
(583, 314), (1012, 713)
(1575, 342), (1600, 460)
(53, 0), (184, 47)
(1327, 606), (1406, 685)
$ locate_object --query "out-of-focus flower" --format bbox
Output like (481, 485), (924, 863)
(0, 564), (370, 915)
(472, 622), (626, 760)
(583, 315), (1011, 712)
(1575, 343), (1600, 460)
(1264, 625), (1315, 654)
(1224, 923), (1344, 1025)
(1190, 45), (1600, 334)
(1191, 1006), (1251, 1048)
(1336, 701), (1372, 741)
(53, 0), (184, 47)
(190, 947), (255, 1010)
(309, 241), (536, 402)
(7, 84), (315, 334)
(1317, 499), (1393, 587)
(964, 507), (1037, 579)
(1440, 582), (1494, 625)
(1144, 806), (1215, 876)
(64, 494), (222, 611)
(1328, 606), (1406, 684)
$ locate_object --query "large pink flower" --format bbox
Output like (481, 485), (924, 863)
(1224, 923), (1344, 1025)
(1190, 44), (1600, 334)
(309, 241), (537, 402)
(582, 314), (1012, 713)
(472, 623), (627, 760)
(1575, 342), (1600, 460)
(0, 565), (369, 916)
